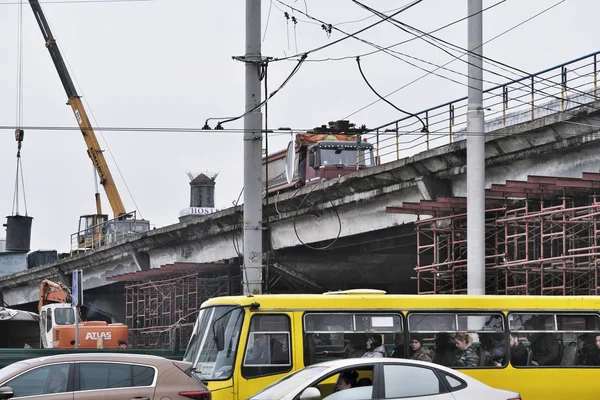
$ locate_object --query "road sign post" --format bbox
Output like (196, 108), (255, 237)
(72, 270), (83, 349)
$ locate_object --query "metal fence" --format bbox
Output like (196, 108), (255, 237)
(70, 211), (151, 254)
(365, 50), (600, 165)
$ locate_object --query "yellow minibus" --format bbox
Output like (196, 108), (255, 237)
(184, 290), (600, 400)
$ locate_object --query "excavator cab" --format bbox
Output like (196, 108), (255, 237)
(77, 213), (108, 249)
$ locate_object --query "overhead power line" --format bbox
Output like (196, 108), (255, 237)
(272, 0), (425, 62)
(356, 56), (427, 132)
(341, 0), (569, 120)
(275, 0), (507, 63)
(0, 0), (152, 4)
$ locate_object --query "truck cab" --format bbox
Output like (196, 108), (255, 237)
(39, 304), (75, 348)
(263, 133), (375, 194)
(302, 140), (374, 185)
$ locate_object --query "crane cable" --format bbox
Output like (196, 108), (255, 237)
(12, 0), (28, 217)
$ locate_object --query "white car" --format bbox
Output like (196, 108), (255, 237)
(249, 358), (521, 400)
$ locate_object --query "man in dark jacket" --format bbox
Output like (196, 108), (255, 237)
(509, 334), (528, 366)
(525, 318), (560, 366)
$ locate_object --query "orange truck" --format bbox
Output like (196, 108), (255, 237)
(38, 279), (128, 349)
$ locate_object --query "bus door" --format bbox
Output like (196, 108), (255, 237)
(237, 313), (294, 399)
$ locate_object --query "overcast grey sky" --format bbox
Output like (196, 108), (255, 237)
(1, 0), (598, 252)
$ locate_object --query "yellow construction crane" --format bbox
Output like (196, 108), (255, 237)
(29, 0), (130, 248)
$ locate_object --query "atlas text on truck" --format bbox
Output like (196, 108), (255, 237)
(39, 279), (128, 349)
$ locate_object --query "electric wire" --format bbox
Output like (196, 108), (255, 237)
(273, 0), (521, 119)
(213, 54), (307, 128)
(334, 4), (419, 27)
(272, 0), (425, 62)
(275, 0), (507, 62)
(0, 0), (153, 4)
(292, 181), (342, 250)
(353, 0), (594, 115)
(4, 118), (600, 138)
(274, 0), (567, 129)
(349, 3), (600, 136)
(12, 0), (28, 217)
(341, 0), (570, 120)
(263, 0), (273, 42)
(356, 56), (427, 132)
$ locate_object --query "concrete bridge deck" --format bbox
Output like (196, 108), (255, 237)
(1, 95), (600, 315)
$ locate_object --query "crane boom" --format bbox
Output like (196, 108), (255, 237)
(29, 0), (126, 218)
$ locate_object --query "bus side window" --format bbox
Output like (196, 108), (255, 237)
(407, 312), (506, 369)
(508, 312), (600, 368)
(242, 314), (292, 379)
(303, 313), (404, 366)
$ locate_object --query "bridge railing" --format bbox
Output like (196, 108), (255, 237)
(69, 211), (152, 254)
(364, 50), (600, 165)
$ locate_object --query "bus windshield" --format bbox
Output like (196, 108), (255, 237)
(184, 305), (244, 381)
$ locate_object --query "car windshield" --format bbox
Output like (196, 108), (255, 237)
(184, 305), (244, 381)
(0, 362), (28, 382)
(250, 366), (328, 400)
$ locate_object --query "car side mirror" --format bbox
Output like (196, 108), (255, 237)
(215, 325), (225, 352)
(308, 152), (317, 168)
(299, 387), (321, 400)
(0, 386), (14, 399)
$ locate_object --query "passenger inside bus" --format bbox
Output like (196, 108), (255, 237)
(479, 332), (506, 366)
(576, 334), (600, 365)
(245, 334), (288, 365)
(362, 334), (386, 358)
(390, 333), (405, 358)
(454, 333), (480, 367)
(432, 333), (457, 367)
(409, 334), (432, 362)
(524, 316), (560, 366)
(508, 334), (528, 366)
(322, 333), (367, 359)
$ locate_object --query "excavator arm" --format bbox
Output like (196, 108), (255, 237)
(38, 279), (72, 313)
(28, 0), (126, 218)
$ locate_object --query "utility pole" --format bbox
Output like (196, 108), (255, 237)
(466, 0), (485, 295)
(243, 0), (264, 294)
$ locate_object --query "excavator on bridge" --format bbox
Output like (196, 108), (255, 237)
(28, 0), (149, 249)
(38, 279), (128, 349)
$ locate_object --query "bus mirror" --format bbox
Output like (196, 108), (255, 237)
(299, 387), (321, 400)
(308, 152), (316, 168)
(215, 325), (225, 351)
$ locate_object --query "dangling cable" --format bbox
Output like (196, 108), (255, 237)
(12, 1), (28, 217)
(12, 131), (27, 216)
(356, 56), (428, 132)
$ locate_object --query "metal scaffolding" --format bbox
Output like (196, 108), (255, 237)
(107, 262), (241, 349)
(387, 172), (600, 296)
